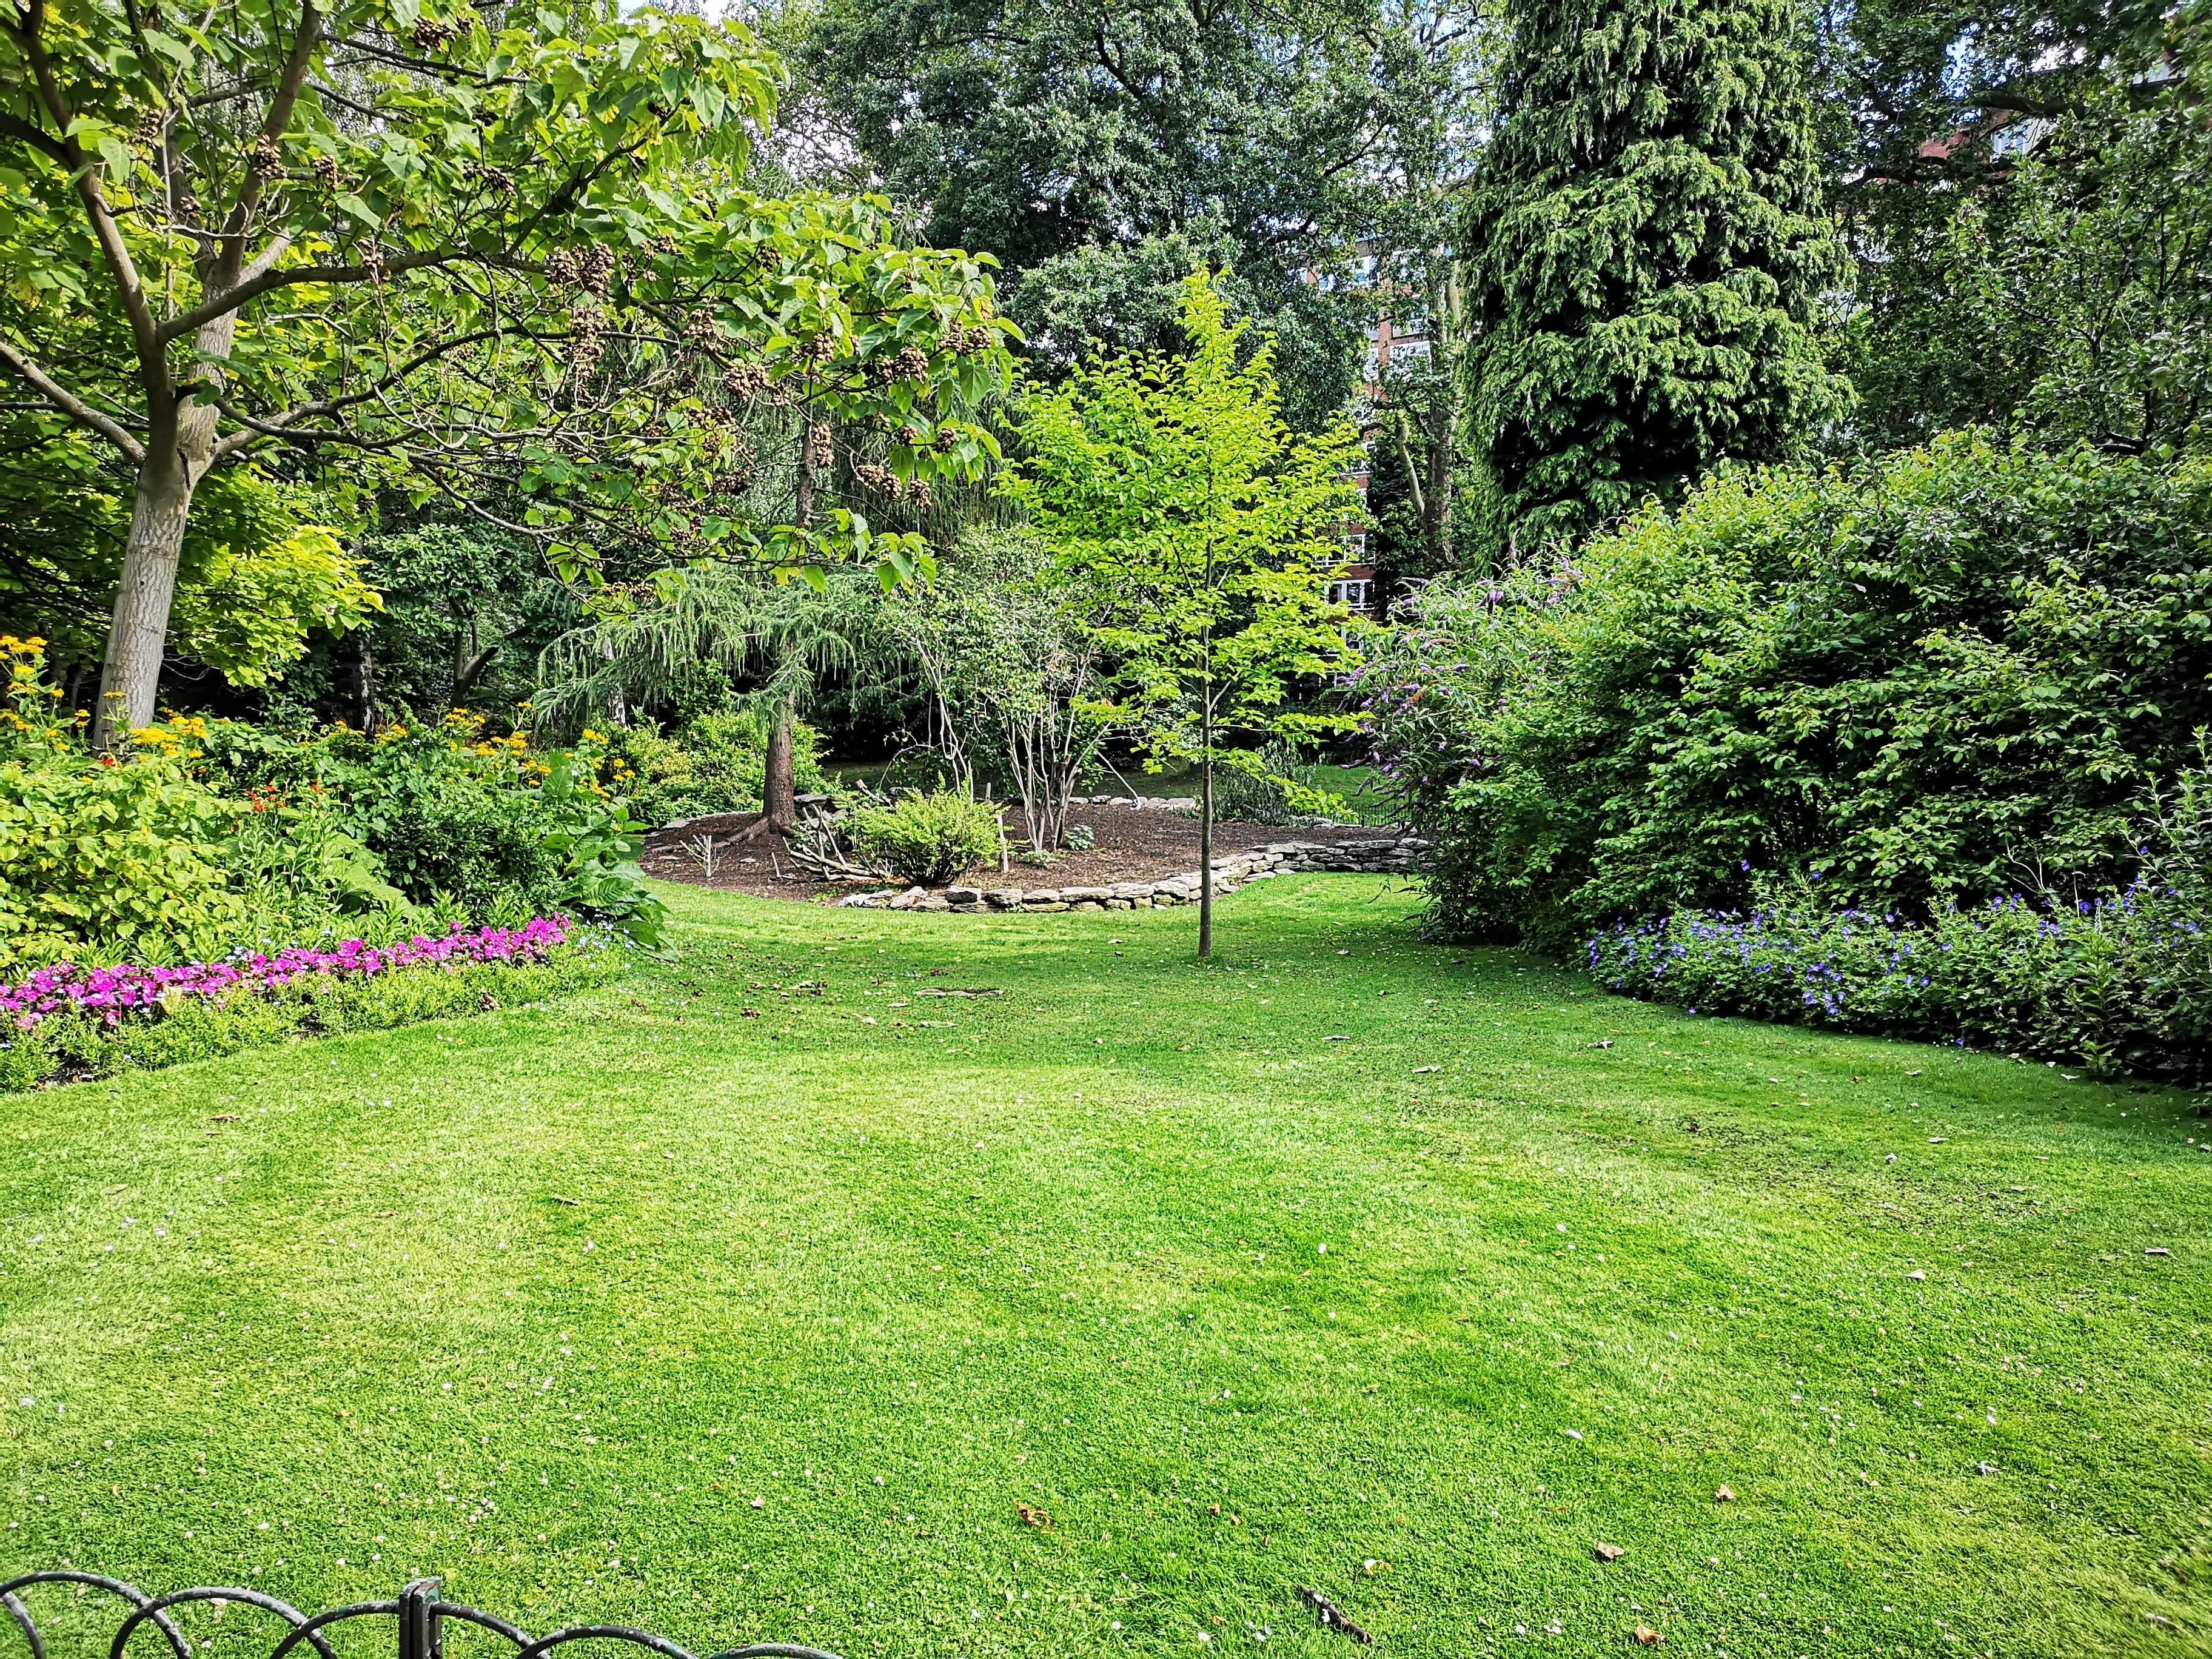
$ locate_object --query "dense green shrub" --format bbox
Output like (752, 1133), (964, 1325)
(850, 790), (1003, 885)
(1362, 436), (2212, 947)
(192, 712), (665, 942)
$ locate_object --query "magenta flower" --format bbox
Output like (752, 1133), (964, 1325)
(0, 918), (575, 1031)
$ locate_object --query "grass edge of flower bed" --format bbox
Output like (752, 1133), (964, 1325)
(0, 936), (628, 1094)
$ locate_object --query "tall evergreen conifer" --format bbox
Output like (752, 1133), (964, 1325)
(1464, 0), (1848, 558)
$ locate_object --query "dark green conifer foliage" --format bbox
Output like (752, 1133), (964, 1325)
(1464, 0), (1849, 558)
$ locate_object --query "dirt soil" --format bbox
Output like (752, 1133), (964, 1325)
(641, 801), (1401, 903)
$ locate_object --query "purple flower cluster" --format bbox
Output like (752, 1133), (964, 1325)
(2, 917), (575, 1031)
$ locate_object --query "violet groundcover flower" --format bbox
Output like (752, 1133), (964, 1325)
(2, 917), (575, 1032)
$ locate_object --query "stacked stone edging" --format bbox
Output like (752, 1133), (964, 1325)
(838, 835), (1427, 912)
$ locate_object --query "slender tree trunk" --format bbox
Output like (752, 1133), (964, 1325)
(1199, 700), (1215, 959)
(764, 695), (797, 829)
(93, 452), (193, 745)
(354, 627), (378, 731)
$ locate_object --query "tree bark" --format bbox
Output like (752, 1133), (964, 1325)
(94, 451), (193, 744)
(764, 696), (797, 829)
(93, 304), (239, 746)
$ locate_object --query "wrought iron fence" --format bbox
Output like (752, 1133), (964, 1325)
(0, 1575), (837, 1659)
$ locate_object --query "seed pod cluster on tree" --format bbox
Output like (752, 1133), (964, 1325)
(723, 362), (770, 400)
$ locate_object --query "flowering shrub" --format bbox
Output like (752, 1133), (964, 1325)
(0, 917), (615, 1093)
(1587, 884), (2212, 1080)
(1358, 438), (2212, 947)
(190, 710), (665, 943)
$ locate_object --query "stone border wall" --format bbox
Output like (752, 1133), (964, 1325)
(839, 835), (1428, 911)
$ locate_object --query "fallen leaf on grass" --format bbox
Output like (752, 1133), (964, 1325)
(209, 1114), (240, 1122)
(1594, 1543), (1626, 1562)
(1016, 1504), (1050, 1529)
(1714, 1486), (1737, 1503)
(749, 1495), (765, 1509)
(2147, 1247), (2171, 1257)
(916, 987), (1004, 998)
(1588, 1041), (1614, 1050)
(1635, 1624), (1663, 1647)
(1412, 1065), (1440, 1074)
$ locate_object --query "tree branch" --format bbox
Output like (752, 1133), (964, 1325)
(215, 0), (324, 283)
(0, 338), (149, 463)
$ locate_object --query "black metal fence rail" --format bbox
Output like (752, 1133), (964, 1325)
(0, 1575), (838, 1659)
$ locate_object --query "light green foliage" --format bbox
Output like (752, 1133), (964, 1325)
(167, 523), (380, 691)
(2, 880), (2207, 1659)
(1004, 271), (1364, 790)
(1004, 269), (1365, 947)
(0, 743), (243, 969)
(1361, 435), (2212, 947)
(0, 428), (375, 686)
(848, 788), (1004, 885)
(1464, 0), (1848, 558)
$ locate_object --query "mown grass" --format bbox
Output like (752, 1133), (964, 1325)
(2, 876), (2208, 1659)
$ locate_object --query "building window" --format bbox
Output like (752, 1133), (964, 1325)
(1328, 580), (1370, 610)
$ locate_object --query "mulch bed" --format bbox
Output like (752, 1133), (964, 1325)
(640, 800), (1400, 903)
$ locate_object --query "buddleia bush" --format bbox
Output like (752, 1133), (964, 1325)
(1361, 436), (2212, 949)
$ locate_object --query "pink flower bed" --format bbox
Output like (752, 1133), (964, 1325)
(2, 917), (576, 1031)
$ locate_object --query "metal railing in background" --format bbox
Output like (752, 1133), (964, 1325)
(0, 1575), (837, 1659)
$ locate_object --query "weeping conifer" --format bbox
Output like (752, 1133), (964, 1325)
(1463, 0), (1849, 560)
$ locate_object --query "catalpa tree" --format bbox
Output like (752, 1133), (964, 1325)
(0, 0), (1011, 743)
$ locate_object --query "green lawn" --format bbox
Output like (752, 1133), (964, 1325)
(3, 878), (2208, 1659)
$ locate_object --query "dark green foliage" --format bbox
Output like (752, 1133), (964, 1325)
(1362, 436), (2212, 945)
(356, 524), (572, 719)
(1463, 0), (1848, 558)
(1840, 92), (2212, 456)
(792, 0), (1463, 426)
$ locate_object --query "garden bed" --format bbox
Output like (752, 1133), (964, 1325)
(640, 799), (1407, 902)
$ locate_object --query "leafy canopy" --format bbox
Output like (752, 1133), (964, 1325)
(0, 0), (1013, 585)
(1002, 270), (1366, 768)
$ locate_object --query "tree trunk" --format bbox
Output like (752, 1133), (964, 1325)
(93, 298), (240, 748)
(354, 626), (378, 731)
(1199, 722), (1215, 959)
(93, 452), (193, 746)
(764, 697), (797, 829)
